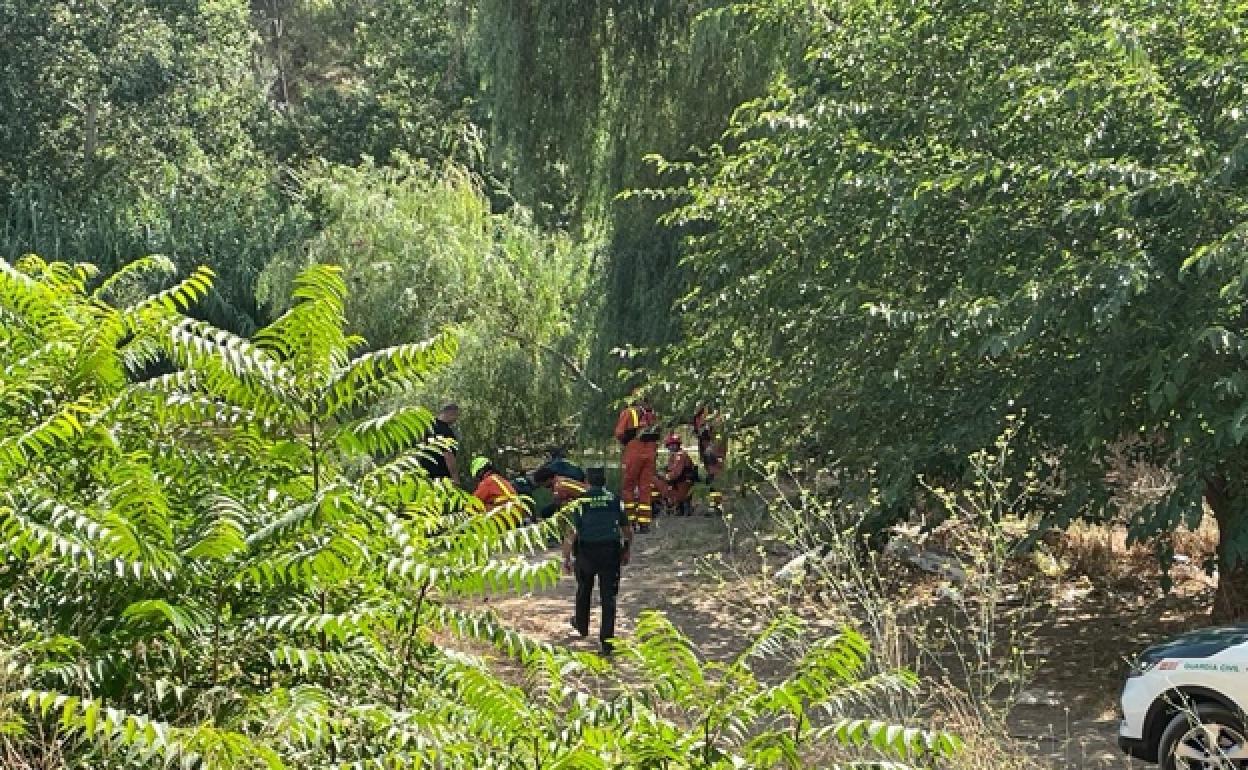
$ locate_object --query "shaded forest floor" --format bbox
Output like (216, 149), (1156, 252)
(484, 512), (1216, 769)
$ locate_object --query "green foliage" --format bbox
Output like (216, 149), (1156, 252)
(661, 0), (1248, 605)
(0, 0), (809, 438)
(2, 181), (308, 334)
(253, 0), (480, 169)
(0, 256), (564, 767)
(0, 0), (301, 332)
(257, 158), (595, 457)
(0, 256), (958, 768)
(472, 0), (791, 229)
(472, 0), (803, 437)
(0, 0), (261, 197)
(613, 611), (961, 768)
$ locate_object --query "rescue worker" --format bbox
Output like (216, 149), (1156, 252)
(542, 446), (586, 483)
(693, 404), (713, 441)
(693, 404), (727, 517)
(531, 466), (589, 520)
(703, 433), (727, 487)
(470, 456), (523, 524)
(614, 394), (659, 532)
(660, 434), (696, 516)
(562, 467), (632, 656)
(419, 403), (462, 484)
(693, 404), (724, 486)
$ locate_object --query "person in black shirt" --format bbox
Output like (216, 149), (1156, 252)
(420, 403), (461, 483)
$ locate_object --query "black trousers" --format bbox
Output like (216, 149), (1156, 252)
(574, 540), (621, 646)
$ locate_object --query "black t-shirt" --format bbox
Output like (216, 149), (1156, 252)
(420, 418), (459, 478)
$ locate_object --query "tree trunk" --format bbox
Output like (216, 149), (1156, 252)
(84, 99), (98, 162)
(1206, 474), (1248, 623)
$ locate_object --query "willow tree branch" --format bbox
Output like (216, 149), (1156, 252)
(499, 328), (603, 395)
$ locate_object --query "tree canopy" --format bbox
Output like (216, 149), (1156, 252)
(661, 0), (1248, 616)
(6, 0), (1248, 618)
(1, 0), (779, 438)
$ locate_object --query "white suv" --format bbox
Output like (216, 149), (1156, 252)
(1120, 625), (1248, 768)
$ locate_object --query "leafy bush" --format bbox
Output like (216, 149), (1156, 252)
(0, 256), (958, 768)
(0, 0), (288, 334)
(614, 611), (961, 769)
(2, 179), (307, 335)
(258, 158), (595, 459)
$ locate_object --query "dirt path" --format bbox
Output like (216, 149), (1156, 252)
(1008, 578), (1213, 769)
(487, 514), (1211, 769)
(490, 515), (780, 659)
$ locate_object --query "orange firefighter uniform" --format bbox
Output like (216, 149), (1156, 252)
(473, 471), (523, 524)
(541, 474), (590, 522)
(552, 476), (589, 505)
(662, 439), (695, 514)
(615, 403), (659, 529)
(694, 406), (726, 484)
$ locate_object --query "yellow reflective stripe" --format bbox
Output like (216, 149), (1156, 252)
(629, 408), (640, 428)
(491, 474), (519, 501)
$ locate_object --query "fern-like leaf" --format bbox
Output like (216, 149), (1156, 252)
(323, 333), (457, 417)
(14, 689), (285, 770)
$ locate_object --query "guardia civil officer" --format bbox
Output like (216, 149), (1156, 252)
(561, 467), (633, 655)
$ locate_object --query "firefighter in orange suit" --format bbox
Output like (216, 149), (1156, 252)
(661, 434), (696, 516)
(614, 396), (659, 533)
(531, 466), (589, 520)
(470, 456), (523, 525)
(694, 404), (726, 485)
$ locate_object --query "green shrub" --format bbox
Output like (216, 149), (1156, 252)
(257, 158), (596, 459)
(0, 256), (958, 768)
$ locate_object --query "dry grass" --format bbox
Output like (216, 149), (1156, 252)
(732, 453), (1222, 767)
(1051, 515), (1217, 586)
(0, 727), (67, 770)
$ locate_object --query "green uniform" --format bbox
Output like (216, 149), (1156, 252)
(570, 487), (628, 651)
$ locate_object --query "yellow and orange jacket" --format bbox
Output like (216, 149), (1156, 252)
(473, 472), (520, 510)
(552, 476), (589, 505)
(614, 405), (657, 445)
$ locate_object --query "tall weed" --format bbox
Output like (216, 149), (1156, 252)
(739, 424), (1053, 765)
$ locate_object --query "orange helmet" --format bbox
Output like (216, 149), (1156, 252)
(665, 434), (681, 449)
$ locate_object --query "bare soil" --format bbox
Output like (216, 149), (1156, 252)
(1007, 569), (1213, 769)
(485, 513), (1216, 769)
